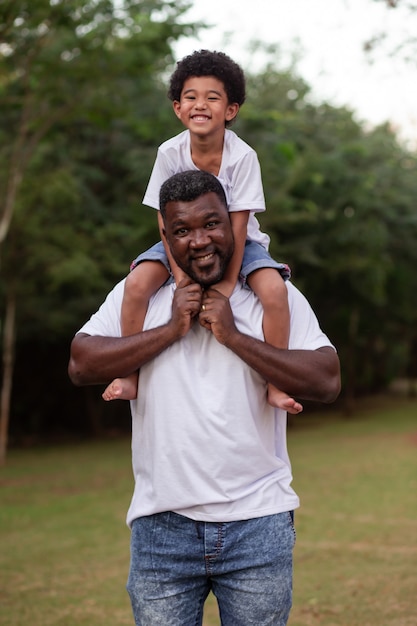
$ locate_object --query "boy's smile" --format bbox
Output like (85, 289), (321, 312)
(173, 76), (239, 137)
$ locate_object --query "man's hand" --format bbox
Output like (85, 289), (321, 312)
(69, 278), (203, 387)
(172, 278), (203, 337)
(198, 286), (340, 405)
(198, 287), (238, 344)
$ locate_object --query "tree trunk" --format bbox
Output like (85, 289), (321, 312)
(0, 290), (16, 465)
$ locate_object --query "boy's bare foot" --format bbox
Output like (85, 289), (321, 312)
(267, 385), (303, 414)
(102, 375), (138, 401)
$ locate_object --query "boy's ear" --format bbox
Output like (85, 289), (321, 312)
(225, 103), (240, 123)
(173, 101), (182, 119)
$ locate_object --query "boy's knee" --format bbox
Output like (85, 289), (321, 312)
(249, 270), (288, 305)
(124, 262), (168, 299)
(125, 266), (142, 291)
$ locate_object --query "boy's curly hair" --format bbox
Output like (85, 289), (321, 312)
(168, 49), (246, 108)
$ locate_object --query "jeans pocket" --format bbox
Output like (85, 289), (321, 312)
(287, 510), (296, 543)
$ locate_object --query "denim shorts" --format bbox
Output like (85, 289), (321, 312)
(130, 240), (291, 283)
(126, 511), (296, 625)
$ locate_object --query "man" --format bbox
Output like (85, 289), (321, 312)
(69, 170), (340, 626)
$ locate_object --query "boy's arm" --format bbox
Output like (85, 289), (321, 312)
(214, 210), (249, 297)
(157, 212), (187, 285)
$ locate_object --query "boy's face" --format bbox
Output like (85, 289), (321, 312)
(173, 76), (239, 137)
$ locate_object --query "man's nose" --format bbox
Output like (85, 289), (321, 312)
(189, 229), (210, 247)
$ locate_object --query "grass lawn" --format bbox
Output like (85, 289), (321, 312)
(1, 396), (416, 625)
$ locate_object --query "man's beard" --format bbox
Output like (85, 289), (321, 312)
(182, 248), (233, 288)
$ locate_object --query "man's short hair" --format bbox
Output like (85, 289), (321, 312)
(159, 170), (228, 218)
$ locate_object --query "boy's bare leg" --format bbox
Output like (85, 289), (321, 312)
(102, 261), (169, 402)
(247, 268), (303, 414)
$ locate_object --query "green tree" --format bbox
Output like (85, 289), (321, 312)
(0, 0), (197, 462)
(3, 37), (417, 447)
(238, 64), (417, 408)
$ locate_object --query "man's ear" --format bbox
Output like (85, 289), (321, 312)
(157, 211), (166, 238)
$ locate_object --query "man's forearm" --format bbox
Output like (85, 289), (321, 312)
(225, 332), (341, 403)
(68, 323), (178, 386)
(69, 279), (204, 387)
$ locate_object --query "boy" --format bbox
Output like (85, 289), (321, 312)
(103, 49), (302, 414)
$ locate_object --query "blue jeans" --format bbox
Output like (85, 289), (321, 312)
(126, 511), (296, 625)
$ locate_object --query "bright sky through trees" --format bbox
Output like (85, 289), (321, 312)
(174, 0), (417, 147)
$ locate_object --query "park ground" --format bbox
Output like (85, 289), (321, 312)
(1, 395), (416, 626)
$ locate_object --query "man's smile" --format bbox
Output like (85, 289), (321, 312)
(192, 252), (215, 266)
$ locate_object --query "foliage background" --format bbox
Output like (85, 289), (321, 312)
(1, 0), (417, 451)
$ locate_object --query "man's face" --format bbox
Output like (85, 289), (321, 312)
(162, 192), (234, 287)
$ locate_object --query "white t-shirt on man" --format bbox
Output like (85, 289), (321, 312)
(78, 280), (334, 527)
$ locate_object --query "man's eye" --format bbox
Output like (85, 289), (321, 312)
(175, 228), (188, 236)
(206, 221), (218, 229)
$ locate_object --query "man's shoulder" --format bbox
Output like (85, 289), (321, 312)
(77, 278), (126, 336)
(286, 281), (310, 309)
(230, 282), (263, 312)
(102, 278), (126, 307)
(145, 283), (176, 327)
